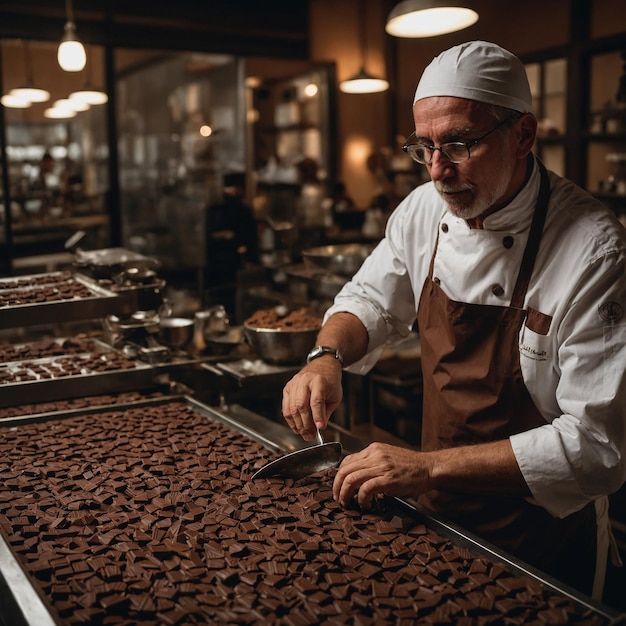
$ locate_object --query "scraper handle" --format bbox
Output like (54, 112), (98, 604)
(315, 429), (324, 446)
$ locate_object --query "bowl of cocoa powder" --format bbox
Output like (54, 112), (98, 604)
(243, 307), (322, 365)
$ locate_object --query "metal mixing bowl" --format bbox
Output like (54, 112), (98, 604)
(302, 243), (375, 277)
(158, 317), (194, 348)
(243, 325), (320, 365)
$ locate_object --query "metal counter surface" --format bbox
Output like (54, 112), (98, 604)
(0, 396), (621, 625)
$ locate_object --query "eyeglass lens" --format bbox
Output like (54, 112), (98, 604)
(408, 143), (468, 164)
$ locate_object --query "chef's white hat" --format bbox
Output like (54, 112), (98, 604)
(413, 41), (534, 114)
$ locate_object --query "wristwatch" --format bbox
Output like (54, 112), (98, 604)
(306, 345), (344, 366)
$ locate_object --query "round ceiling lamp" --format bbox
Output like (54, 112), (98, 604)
(340, 69), (389, 94)
(44, 106), (77, 119)
(68, 89), (108, 105)
(339, 0), (389, 94)
(386, 0), (479, 38)
(9, 86), (50, 103)
(8, 41), (51, 104)
(1, 94), (32, 108)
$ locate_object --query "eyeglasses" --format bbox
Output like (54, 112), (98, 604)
(402, 116), (517, 165)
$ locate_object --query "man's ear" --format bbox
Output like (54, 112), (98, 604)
(516, 113), (538, 158)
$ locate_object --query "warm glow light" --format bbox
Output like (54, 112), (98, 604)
(68, 99), (90, 112)
(1, 94), (32, 108)
(199, 125), (213, 137)
(54, 98), (75, 110)
(386, 2), (478, 38)
(10, 86), (50, 103)
(304, 83), (318, 98)
(69, 90), (108, 105)
(44, 107), (77, 119)
(53, 97), (88, 113)
(340, 71), (389, 94)
(345, 135), (372, 167)
(58, 22), (86, 72)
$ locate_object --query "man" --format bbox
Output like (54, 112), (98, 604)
(281, 41), (626, 598)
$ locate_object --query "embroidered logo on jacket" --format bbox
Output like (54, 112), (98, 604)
(598, 301), (623, 325)
(519, 343), (548, 361)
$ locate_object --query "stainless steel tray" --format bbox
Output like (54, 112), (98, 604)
(0, 271), (163, 330)
(0, 397), (620, 625)
(0, 337), (160, 408)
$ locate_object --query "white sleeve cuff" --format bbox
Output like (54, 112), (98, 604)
(510, 425), (589, 519)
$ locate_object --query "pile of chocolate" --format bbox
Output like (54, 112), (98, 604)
(0, 401), (608, 625)
(0, 338), (98, 364)
(0, 350), (137, 384)
(0, 389), (166, 420)
(0, 272), (95, 307)
(244, 307), (322, 331)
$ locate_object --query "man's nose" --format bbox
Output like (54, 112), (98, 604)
(428, 150), (456, 182)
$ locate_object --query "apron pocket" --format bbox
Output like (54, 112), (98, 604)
(519, 324), (551, 362)
(526, 307), (552, 335)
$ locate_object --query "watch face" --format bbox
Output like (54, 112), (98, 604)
(307, 346), (342, 365)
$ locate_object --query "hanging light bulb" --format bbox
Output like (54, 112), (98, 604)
(58, 0), (86, 72)
(386, 0), (479, 38)
(339, 0), (389, 95)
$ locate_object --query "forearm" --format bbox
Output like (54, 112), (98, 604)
(316, 312), (369, 367)
(426, 438), (531, 497)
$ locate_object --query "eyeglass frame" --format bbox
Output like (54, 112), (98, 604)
(402, 114), (521, 165)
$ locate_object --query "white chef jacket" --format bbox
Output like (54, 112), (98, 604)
(327, 156), (626, 522)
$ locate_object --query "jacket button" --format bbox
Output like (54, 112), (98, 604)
(491, 284), (504, 297)
(433, 277), (441, 285)
(441, 223), (448, 233)
(503, 236), (514, 249)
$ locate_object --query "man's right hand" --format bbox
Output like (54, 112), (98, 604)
(281, 358), (343, 441)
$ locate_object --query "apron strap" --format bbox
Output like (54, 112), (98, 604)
(510, 160), (551, 309)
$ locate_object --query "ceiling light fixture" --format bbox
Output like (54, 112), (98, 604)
(9, 40), (50, 104)
(69, 89), (107, 105)
(386, 0), (478, 38)
(58, 0), (86, 72)
(44, 106), (77, 119)
(1, 94), (32, 109)
(340, 0), (389, 94)
(68, 45), (108, 104)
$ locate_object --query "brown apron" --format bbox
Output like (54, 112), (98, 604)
(416, 162), (597, 594)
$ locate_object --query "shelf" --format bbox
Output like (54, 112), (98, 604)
(535, 134), (566, 144)
(584, 132), (626, 142)
(257, 123), (319, 134)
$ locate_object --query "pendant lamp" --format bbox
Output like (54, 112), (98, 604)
(58, 0), (86, 72)
(339, 0), (389, 94)
(386, 0), (478, 38)
(69, 46), (108, 105)
(9, 40), (50, 104)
